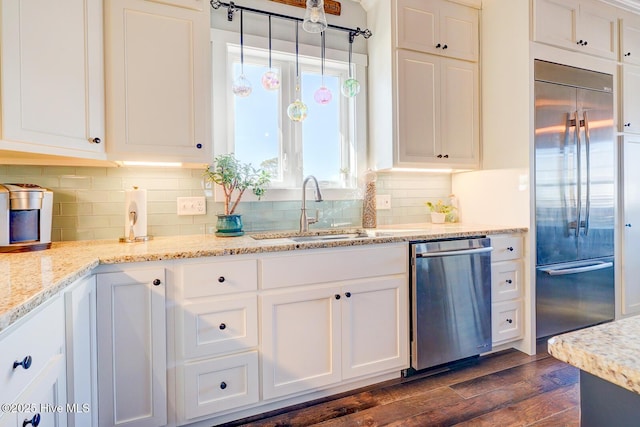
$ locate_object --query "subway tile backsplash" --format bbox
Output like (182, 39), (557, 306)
(0, 166), (452, 241)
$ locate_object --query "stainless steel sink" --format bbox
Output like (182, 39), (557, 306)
(289, 232), (369, 242)
(250, 229), (370, 241)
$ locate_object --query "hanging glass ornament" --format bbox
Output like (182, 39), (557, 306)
(314, 31), (332, 105)
(261, 16), (280, 91)
(341, 78), (360, 97)
(232, 11), (252, 97)
(341, 33), (360, 98)
(287, 97), (308, 122)
(287, 23), (308, 122)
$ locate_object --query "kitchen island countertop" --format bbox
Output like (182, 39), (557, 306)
(548, 316), (640, 394)
(0, 222), (526, 332)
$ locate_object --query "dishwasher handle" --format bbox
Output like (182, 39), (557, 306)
(541, 261), (613, 276)
(415, 246), (493, 258)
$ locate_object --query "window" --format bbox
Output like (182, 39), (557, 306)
(212, 29), (367, 199)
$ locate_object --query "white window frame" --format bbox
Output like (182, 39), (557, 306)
(211, 29), (368, 201)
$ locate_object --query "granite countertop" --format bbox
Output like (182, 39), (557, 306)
(0, 222), (526, 332)
(548, 316), (640, 394)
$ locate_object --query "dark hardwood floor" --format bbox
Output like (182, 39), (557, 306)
(221, 344), (580, 427)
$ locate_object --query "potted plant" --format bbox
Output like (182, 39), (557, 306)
(425, 200), (456, 224)
(204, 153), (271, 236)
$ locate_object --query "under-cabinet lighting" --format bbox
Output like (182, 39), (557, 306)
(390, 167), (455, 173)
(118, 161), (183, 168)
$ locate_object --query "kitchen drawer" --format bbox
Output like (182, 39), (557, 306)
(182, 295), (258, 359)
(492, 300), (524, 344)
(261, 243), (407, 289)
(0, 297), (64, 407)
(181, 258), (258, 299)
(491, 235), (523, 262)
(491, 260), (524, 303)
(183, 351), (259, 420)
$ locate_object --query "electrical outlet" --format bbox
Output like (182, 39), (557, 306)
(177, 196), (206, 215)
(376, 194), (391, 210)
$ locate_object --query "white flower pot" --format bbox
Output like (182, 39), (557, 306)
(431, 212), (446, 224)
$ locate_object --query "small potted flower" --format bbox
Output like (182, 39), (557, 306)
(204, 153), (271, 236)
(425, 200), (456, 224)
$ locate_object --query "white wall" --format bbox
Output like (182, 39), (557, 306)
(452, 168), (530, 227)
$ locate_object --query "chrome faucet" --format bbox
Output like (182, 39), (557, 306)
(300, 175), (323, 232)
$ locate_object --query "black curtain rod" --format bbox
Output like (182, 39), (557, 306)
(210, 0), (372, 42)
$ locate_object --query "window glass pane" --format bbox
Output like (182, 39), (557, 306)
(233, 62), (281, 179)
(301, 72), (341, 183)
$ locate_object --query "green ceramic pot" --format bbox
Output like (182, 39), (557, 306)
(215, 214), (244, 237)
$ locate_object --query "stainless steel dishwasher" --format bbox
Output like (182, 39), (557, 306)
(409, 237), (493, 372)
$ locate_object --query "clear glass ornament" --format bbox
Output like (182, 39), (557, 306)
(341, 78), (360, 98)
(314, 86), (332, 105)
(261, 70), (280, 91)
(232, 74), (252, 97)
(287, 99), (308, 122)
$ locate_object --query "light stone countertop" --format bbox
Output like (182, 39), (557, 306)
(0, 222), (526, 332)
(548, 316), (640, 394)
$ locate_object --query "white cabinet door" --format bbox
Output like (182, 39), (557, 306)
(1, 0), (105, 158)
(396, 51), (478, 168)
(440, 57), (479, 167)
(439, 0), (478, 62)
(396, 50), (440, 165)
(622, 65), (640, 134)
(97, 268), (167, 427)
(534, 0), (580, 50)
(341, 277), (408, 380)
(622, 137), (640, 316)
(395, 0), (478, 62)
(16, 355), (67, 427)
(261, 286), (342, 400)
(621, 12), (640, 65)
(576, 0), (618, 60)
(105, 0), (211, 163)
(65, 275), (97, 427)
(534, 0), (617, 60)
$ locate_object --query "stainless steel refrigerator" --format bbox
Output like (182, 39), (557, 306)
(534, 60), (615, 339)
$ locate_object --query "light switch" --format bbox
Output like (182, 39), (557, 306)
(376, 194), (391, 210)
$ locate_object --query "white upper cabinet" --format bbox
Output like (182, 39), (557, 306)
(396, 51), (479, 168)
(104, 0), (211, 163)
(0, 0), (105, 159)
(621, 11), (640, 65)
(396, 0), (478, 62)
(368, 0), (480, 170)
(534, 0), (618, 60)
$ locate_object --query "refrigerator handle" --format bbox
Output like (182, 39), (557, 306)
(575, 110), (582, 238)
(541, 261), (613, 276)
(583, 111), (591, 236)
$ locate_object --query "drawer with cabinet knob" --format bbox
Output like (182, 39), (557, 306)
(492, 300), (523, 343)
(181, 258), (258, 299)
(490, 235), (523, 262)
(0, 298), (64, 408)
(183, 351), (259, 420)
(491, 260), (523, 303)
(182, 295), (258, 359)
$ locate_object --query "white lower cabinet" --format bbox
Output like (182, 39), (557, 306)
(183, 351), (259, 419)
(490, 235), (525, 345)
(175, 256), (260, 425)
(261, 285), (343, 399)
(64, 275), (98, 427)
(97, 267), (167, 427)
(261, 276), (408, 400)
(261, 244), (409, 401)
(0, 297), (66, 427)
